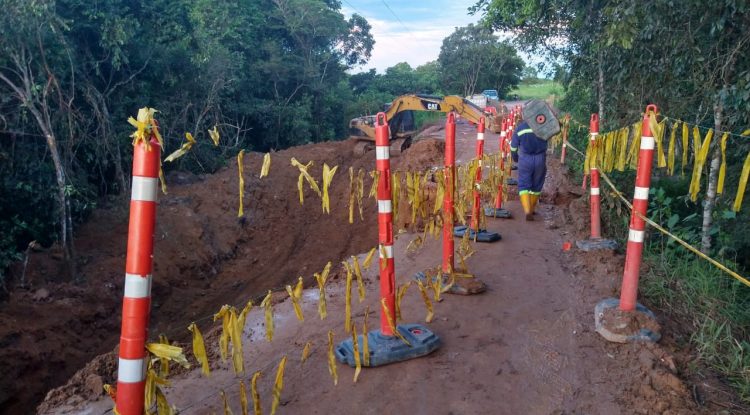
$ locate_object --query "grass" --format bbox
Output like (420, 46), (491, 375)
(510, 80), (565, 101)
(640, 249), (750, 402)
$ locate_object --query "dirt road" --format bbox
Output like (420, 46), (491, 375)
(40, 121), (743, 414)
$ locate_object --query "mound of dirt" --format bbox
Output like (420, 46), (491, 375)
(393, 138), (445, 173)
(1, 137), (445, 412)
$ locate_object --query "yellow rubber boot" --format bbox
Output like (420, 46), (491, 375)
(520, 193), (533, 221)
(530, 194), (540, 215)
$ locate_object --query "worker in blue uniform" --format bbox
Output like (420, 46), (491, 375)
(510, 120), (547, 221)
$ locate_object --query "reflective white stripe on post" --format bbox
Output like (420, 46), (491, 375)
(500, 131), (506, 138)
(634, 186), (650, 200)
(131, 176), (158, 202)
(628, 229), (645, 243)
(378, 244), (393, 259)
(124, 273), (152, 298)
(118, 358), (146, 383)
(477, 133), (485, 141)
(591, 132), (599, 137)
(376, 146), (389, 160)
(563, 143), (568, 148)
(640, 136), (655, 150)
(377, 200), (392, 213)
(590, 187), (600, 196)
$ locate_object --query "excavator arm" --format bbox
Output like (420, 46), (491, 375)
(349, 94), (498, 155)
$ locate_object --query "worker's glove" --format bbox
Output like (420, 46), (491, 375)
(511, 151), (518, 163)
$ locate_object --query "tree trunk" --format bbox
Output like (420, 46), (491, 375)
(700, 97), (723, 253)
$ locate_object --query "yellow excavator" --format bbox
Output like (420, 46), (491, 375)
(349, 94), (506, 156)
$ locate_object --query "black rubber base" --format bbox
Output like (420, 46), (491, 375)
(594, 298), (661, 343)
(576, 238), (618, 251)
(453, 225), (501, 242)
(335, 325), (441, 367)
(484, 207), (512, 219)
(511, 165), (518, 171)
(506, 178), (518, 186)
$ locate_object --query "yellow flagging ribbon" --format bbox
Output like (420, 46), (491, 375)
(681, 122), (689, 176)
(271, 356), (287, 415)
(362, 306), (370, 367)
(717, 132), (729, 194)
(187, 322), (210, 376)
(164, 132), (196, 163)
(291, 158), (321, 205)
(327, 330), (338, 385)
(285, 276), (305, 322)
(260, 290), (274, 341)
(734, 147), (750, 212)
(351, 324), (362, 383)
(667, 121), (678, 175)
(237, 150), (246, 217)
(208, 126), (220, 146)
(395, 281), (411, 322)
(415, 279), (434, 323)
(321, 163), (338, 213)
(381, 298), (411, 346)
(362, 247), (377, 270)
(351, 256), (365, 303)
(689, 127), (714, 202)
(597, 169), (750, 288)
(260, 153), (271, 178)
(301, 341), (312, 364)
(251, 371), (262, 415)
(648, 113), (667, 168)
(343, 261), (353, 333)
(128, 107), (163, 148)
(240, 381), (249, 415)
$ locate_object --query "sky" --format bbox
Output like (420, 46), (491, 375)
(341, 0), (486, 73)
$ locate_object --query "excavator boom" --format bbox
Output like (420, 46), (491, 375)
(349, 94), (502, 155)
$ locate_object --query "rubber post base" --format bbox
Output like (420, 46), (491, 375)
(453, 225), (501, 242)
(335, 325), (441, 367)
(576, 238), (618, 251)
(506, 178), (518, 186)
(511, 165), (518, 171)
(484, 207), (512, 219)
(594, 298), (661, 343)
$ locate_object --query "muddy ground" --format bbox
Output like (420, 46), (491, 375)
(2, 120), (748, 414)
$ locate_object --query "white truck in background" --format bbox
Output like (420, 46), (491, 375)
(467, 89), (506, 116)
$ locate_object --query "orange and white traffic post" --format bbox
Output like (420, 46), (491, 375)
(116, 133), (161, 414)
(487, 118), (512, 218)
(576, 114), (617, 251)
(594, 105), (660, 344)
(336, 112), (440, 367)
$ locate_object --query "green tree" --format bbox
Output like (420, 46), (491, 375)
(437, 24), (524, 97)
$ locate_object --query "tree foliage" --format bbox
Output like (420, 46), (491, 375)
(437, 24), (524, 97)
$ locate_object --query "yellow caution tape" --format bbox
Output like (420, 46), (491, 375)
(327, 330), (338, 386)
(733, 148), (750, 212)
(251, 371), (262, 415)
(155, 386), (174, 415)
(381, 299), (411, 346)
(351, 324), (361, 383)
(315, 272), (327, 319)
(617, 126), (629, 171)
(351, 256), (365, 303)
(159, 165), (167, 195)
(689, 127), (714, 202)
(157, 334), (170, 378)
(128, 107), (163, 148)
(240, 381), (249, 415)
(260, 291), (274, 342)
(301, 341), (312, 364)
(188, 322), (210, 376)
(237, 151), (245, 218)
(208, 126), (220, 146)
(270, 356), (287, 415)
(348, 167), (355, 224)
(415, 279), (434, 323)
(220, 389), (233, 415)
(321, 163), (338, 214)
(717, 132), (729, 194)
(648, 113), (667, 168)
(213, 305), (231, 362)
(598, 169), (750, 288)
(260, 153), (271, 178)
(291, 158), (321, 205)
(343, 261), (353, 333)
(285, 276), (304, 322)
(368, 170), (379, 199)
(362, 247), (377, 270)
(146, 342), (190, 369)
(358, 169), (366, 221)
(667, 121), (678, 175)
(229, 308), (244, 374)
(362, 306), (370, 367)
(238, 300), (254, 332)
(681, 122), (689, 176)
(164, 132), (196, 163)
(395, 281), (411, 322)
(392, 171), (401, 228)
